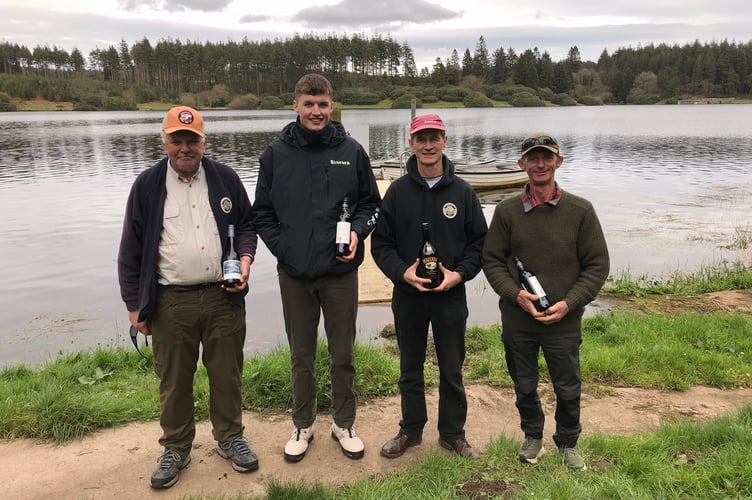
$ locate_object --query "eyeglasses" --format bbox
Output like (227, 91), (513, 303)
(521, 136), (558, 151)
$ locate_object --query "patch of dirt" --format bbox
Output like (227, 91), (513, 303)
(2, 290), (751, 499)
(3, 383), (752, 499)
(609, 289), (752, 317)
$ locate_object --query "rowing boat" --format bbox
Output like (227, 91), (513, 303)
(371, 157), (528, 192)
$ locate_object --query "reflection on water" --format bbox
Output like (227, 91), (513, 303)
(1, 106), (751, 368)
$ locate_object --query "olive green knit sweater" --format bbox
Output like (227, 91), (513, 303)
(482, 190), (610, 333)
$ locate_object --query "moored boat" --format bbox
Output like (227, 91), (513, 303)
(371, 156), (528, 192)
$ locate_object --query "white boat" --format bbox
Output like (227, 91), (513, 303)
(371, 156), (528, 192)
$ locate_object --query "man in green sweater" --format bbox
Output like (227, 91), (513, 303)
(482, 132), (609, 470)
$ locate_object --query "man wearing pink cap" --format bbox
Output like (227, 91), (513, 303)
(371, 113), (487, 459)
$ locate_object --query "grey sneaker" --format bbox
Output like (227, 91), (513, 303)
(559, 447), (587, 470)
(518, 437), (545, 464)
(217, 436), (259, 472)
(150, 449), (191, 489)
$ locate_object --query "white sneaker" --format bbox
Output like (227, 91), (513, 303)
(284, 425), (314, 463)
(331, 423), (365, 459)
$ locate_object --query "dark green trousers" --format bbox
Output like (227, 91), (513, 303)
(278, 267), (358, 429)
(151, 284), (246, 458)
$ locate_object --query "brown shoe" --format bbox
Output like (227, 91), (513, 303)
(380, 432), (422, 458)
(439, 437), (480, 458)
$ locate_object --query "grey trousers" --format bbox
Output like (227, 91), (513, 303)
(278, 267), (358, 429)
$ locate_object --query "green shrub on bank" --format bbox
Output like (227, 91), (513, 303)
(463, 91), (495, 107)
(260, 95), (284, 109)
(577, 95), (603, 106)
(509, 91), (546, 107)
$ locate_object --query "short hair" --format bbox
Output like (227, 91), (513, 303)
(294, 73), (333, 98)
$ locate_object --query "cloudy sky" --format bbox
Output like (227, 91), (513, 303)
(3, 0), (750, 69)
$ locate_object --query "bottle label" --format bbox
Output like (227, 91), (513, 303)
(336, 221), (351, 244)
(422, 256), (438, 270)
(527, 276), (546, 297)
(223, 259), (241, 281)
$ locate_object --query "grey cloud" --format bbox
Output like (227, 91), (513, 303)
(119, 0), (231, 13)
(239, 14), (271, 24)
(292, 0), (463, 28)
(404, 21), (752, 67)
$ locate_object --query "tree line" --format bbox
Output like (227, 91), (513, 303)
(1, 33), (751, 111)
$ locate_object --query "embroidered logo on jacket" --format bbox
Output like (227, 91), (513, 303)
(443, 203), (458, 219)
(330, 160), (352, 166)
(220, 197), (233, 214)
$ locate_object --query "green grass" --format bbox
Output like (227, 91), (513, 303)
(1, 263), (751, 498)
(257, 407), (752, 499)
(604, 259), (752, 297)
(2, 311), (750, 443)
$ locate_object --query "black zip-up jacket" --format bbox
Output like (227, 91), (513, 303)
(118, 157), (256, 322)
(371, 154), (487, 293)
(253, 119), (381, 280)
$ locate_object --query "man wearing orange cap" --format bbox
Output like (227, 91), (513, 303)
(118, 106), (259, 488)
(371, 113), (487, 459)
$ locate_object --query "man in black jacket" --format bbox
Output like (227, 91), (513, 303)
(253, 73), (381, 462)
(371, 113), (487, 459)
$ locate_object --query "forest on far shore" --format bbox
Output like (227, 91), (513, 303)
(1, 34), (751, 111)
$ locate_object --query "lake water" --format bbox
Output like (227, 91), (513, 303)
(1, 106), (751, 368)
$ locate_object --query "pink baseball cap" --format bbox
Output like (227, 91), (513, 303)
(409, 114), (446, 135)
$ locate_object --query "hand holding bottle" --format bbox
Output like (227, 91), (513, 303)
(222, 255), (252, 292)
(404, 260), (462, 292)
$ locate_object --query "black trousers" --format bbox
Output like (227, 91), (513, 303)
(502, 326), (582, 448)
(391, 286), (469, 441)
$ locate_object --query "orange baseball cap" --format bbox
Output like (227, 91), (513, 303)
(162, 106), (205, 137)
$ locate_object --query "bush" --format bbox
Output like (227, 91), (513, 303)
(463, 91), (495, 108)
(389, 87), (407, 100)
(508, 91), (545, 107)
(550, 92), (578, 106)
(630, 94), (661, 105)
(421, 95), (438, 103)
(259, 95), (284, 110)
(577, 95), (603, 106)
(438, 85), (470, 102)
(392, 93), (421, 109)
(228, 93), (259, 109)
(493, 84), (538, 101)
(275, 92), (292, 105)
(340, 89), (382, 105)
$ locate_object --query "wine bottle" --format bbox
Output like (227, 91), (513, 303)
(514, 256), (551, 312)
(417, 222), (443, 289)
(335, 197), (351, 257)
(222, 224), (241, 286)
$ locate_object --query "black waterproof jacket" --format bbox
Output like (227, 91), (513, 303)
(253, 119), (381, 280)
(371, 154), (487, 293)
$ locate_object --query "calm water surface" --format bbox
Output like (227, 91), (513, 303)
(1, 106), (750, 367)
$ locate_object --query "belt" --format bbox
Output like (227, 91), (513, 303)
(159, 282), (222, 291)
